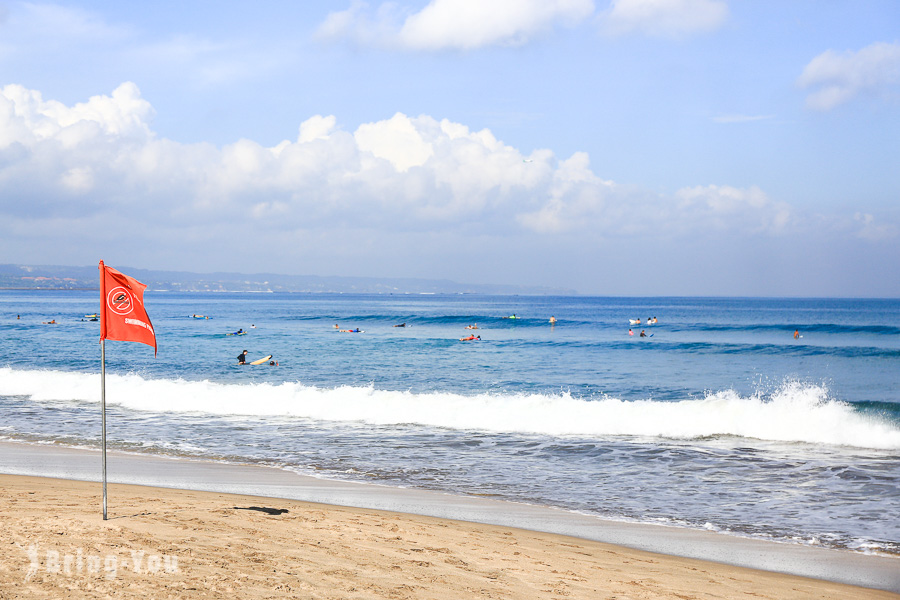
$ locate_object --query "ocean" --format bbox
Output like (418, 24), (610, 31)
(1, 290), (898, 555)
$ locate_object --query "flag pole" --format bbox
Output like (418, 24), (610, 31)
(101, 339), (108, 520)
(99, 261), (108, 521)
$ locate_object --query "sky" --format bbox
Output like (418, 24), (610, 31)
(0, 0), (898, 296)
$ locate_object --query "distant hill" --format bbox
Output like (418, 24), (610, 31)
(0, 264), (576, 296)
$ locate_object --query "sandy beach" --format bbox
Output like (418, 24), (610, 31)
(1, 473), (896, 600)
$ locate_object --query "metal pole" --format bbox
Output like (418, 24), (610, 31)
(99, 261), (108, 521)
(101, 339), (107, 520)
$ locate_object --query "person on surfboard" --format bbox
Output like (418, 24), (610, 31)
(237, 350), (248, 365)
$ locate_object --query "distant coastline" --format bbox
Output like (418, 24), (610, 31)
(0, 263), (575, 296)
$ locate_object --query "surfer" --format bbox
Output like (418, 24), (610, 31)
(628, 329), (634, 336)
(640, 330), (647, 337)
(794, 329), (800, 339)
(340, 328), (361, 333)
(465, 324), (478, 330)
(237, 350), (248, 365)
(460, 335), (480, 341)
(393, 323), (406, 327)
(549, 316), (557, 324)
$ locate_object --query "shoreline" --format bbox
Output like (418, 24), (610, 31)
(1, 440), (898, 595)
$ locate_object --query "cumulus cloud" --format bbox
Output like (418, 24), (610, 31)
(1, 81), (866, 272)
(3, 82), (895, 293)
(798, 41), (900, 110)
(317, 0), (594, 50)
(517, 152), (616, 234)
(0, 82), (154, 145)
(600, 0), (728, 38)
(354, 113), (435, 172)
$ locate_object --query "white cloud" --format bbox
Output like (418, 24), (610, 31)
(397, 0), (595, 50)
(354, 113), (435, 172)
(675, 185), (792, 234)
(297, 115), (337, 143)
(854, 212), (898, 241)
(0, 81), (154, 146)
(600, 0), (728, 38)
(317, 0), (595, 50)
(798, 42), (900, 111)
(517, 152), (615, 233)
(1, 81), (875, 266)
(2, 82), (894, 294)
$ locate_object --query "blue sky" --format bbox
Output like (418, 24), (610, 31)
(1, 0), (898, 296)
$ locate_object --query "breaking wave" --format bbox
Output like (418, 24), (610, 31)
(2, 367), (898, 450)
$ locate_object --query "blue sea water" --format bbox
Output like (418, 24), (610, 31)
(1, 290), (898, 555)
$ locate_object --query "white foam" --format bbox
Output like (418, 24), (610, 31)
(1, 367), (898, 450)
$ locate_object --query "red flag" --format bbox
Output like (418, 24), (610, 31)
(99, 261), (157, 355)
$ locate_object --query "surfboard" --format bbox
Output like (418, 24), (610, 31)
(249, 355), (273, 365)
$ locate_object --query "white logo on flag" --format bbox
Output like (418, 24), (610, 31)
(107, 286), (134, 316)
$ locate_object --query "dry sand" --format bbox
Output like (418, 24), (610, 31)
(1, 474), (896, 600)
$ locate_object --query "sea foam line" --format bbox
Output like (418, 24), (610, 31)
(1, 367), (898, 450)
